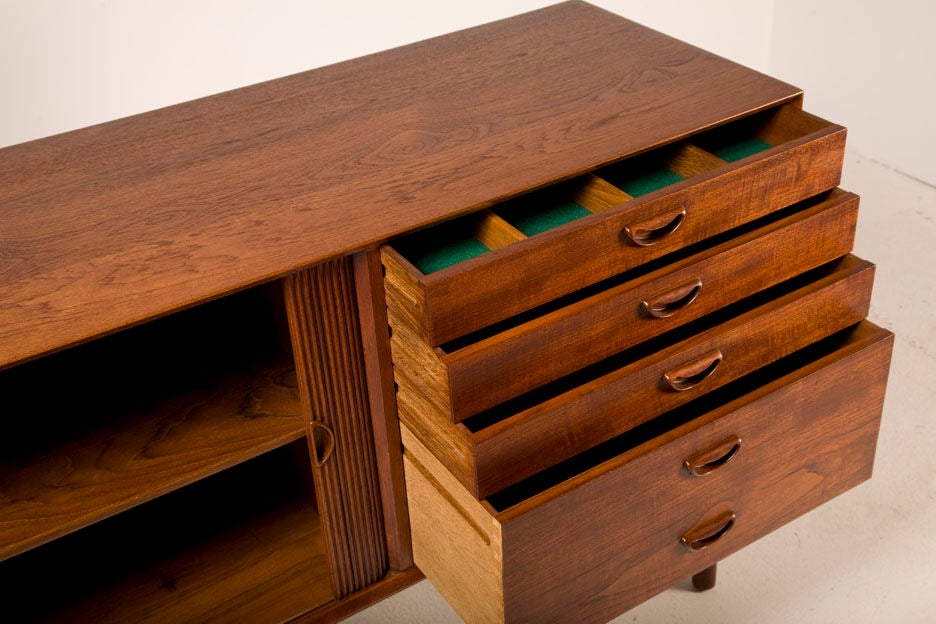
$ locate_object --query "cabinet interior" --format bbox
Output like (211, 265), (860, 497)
(0, 441), (333, 623)
(0, 281), (335, 621)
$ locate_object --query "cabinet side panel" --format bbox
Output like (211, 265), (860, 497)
(283, 258), (389, 597)
(352, 248), (414, 571)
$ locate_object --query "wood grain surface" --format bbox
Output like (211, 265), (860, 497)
(391, 189), (859, 423)
(402, 428), (506, 624)
(496, 323), (892, 623)
(402, 322), (893, 623)
(288, 567), (423, 624)
(1, 445), (334, 623)
(0, 358), (304, 562)
(400, 255), (875, 498)
(467, 259), (874, 497)
(0, 1), (801, 369)
(284, 259), (389, 598)
(381, 104), (841, 346)
(352, 248), (413, 571)
(0, 280), (306, 561)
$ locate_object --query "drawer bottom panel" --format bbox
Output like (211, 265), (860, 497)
(403, 322), (893, 624)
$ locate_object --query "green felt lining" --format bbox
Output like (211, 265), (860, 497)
(498, 200), (591, 236)
(394, 129), (771, 275)
(404, 236), (490, 274)
(603, 166), (684, 197)
(707, 137), (773, 162)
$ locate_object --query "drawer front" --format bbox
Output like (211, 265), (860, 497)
(383, 105), (845, 346)
(404, 255), (875, 499)
(403, 323), (893, 624)
(396, 189), (859, 423)
(499, 323), (893, 623)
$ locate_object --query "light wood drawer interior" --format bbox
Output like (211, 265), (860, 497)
(382, 104), (845, 346)
(389, 188), (859, 424)
(400, 255), (875, 498)
(403, 322), (893, 624)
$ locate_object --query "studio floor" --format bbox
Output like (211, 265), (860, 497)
(345, 152), (936, 624)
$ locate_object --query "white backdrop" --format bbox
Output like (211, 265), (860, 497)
(0, 1), (931, 180)
(0, 0), (773, 147)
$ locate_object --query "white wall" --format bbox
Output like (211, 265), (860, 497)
(0, 0), (773, 149)
(592, 0), (774, 70)
(769, 0), (936, 185)
(4, 1), (929, 187)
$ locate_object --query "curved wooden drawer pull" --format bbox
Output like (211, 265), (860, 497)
(663, 349), (723, 391)
(680, 511), (736, 552)
(640, 277), (702, 318)
(623, 208), (686, 247)
(310, 421), (336, 467)
(683, 435), (742, 476)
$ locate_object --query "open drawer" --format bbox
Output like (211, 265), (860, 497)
(403, 322), (893, 624)
(382, 104), (846, 345)
(400, 255), (875, 498)
(389, 189), (860, 423)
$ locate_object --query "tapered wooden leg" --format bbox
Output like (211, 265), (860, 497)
(691, 564), (717, 591)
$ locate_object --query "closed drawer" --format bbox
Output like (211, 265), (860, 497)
(400, 255), (875, 498)
(403, 322), (893, 624)
(383, 104), (845, 346)
(390, 189), (859, 423)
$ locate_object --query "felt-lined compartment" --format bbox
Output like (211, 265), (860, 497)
(391, 138), (754, 275)
(492, 176), (623, 236)
(690, 104), (829, 162)
(703, 137), (773, 162)
(395, 176), (628, 275)
(389, 105), (835, 276)
(597, 143), (725, 197)
(392, 212), (520, 275)
(693, 124), (775, 163)
(496, 197), (591, 237)
(398, 230), (492, 275)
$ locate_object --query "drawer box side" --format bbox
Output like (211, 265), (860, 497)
(396, 367), (477, 493)
(382, 246), (434, 343)
(403, 429), (503, 624)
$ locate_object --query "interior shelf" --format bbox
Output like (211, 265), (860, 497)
(0, 282), (305, 561)
(0, 441), (332, 623)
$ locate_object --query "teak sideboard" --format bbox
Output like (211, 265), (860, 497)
(0, 3), (893, 623)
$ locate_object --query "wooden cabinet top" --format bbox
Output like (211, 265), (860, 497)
(0, 1), (799, 369)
